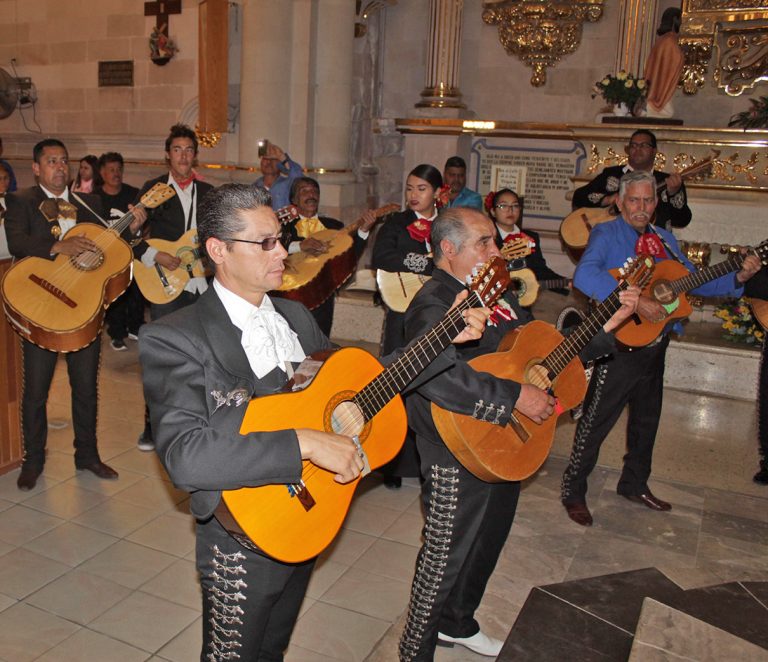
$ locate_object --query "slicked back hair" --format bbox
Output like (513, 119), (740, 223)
(33, 138), (67, 163)
(432, 207), (471, 263)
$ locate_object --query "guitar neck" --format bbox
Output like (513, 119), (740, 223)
(110, 202), (146, 235)
(346, 204), (399, 236)
(541, 278), (570, 291)
(353, 293), (480, 420)
(541, 282), (629, 378)
(672, 254), (742, 295)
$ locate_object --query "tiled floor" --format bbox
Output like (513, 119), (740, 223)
(0, 326), (766, 661)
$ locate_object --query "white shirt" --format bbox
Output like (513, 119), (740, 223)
(213, 279), (306, 379)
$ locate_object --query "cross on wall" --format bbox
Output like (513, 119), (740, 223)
(144, 1), (182, 34)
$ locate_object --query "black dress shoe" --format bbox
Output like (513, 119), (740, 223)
(17, 466), (42, 491)
(754, 466), (768, 485)
(76, 461), (119, 480)
(563, 501), (593, 526)
(621, 491), (671, 511)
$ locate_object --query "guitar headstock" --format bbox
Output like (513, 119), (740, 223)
(751, 239), (768, 266)
(140, 183), (176, 209)
(466, 256), (511, 308)
(501, 236), (534, 262)
(616, 253), (655, 289)
(276, 204), (299, 225)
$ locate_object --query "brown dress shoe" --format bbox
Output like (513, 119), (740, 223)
(76, 461), (119, 480)
(564, 501), (593, 526)
(621, 491), (671, 511)
(17, 466), (42, 491)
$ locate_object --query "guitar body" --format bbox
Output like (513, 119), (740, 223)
(132, 229), (204, 305)
(276, 229), (356, 310)
(560, 207), (617, 250)
(219, 347), (408, 563)
(509, 268), (540, 307)
(748, 297), (768, 331)
(376, 269), (431, 313)
(1, 224), (132, 352)
(612, 259), (692, 347)
(432, 320), (587, 482)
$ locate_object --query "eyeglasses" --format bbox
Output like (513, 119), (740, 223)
(628, 142), (654, 150)
(495, 203), (521, 210)
(224, 236), (282, 251)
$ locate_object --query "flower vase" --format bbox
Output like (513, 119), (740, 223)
(612, 102), (630, 117)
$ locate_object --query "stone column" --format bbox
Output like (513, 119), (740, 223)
(239, 0), (294, 165)
(416, 0), (466, 109)
(309, 0), (356, 171)
(615, 0), (658, 76)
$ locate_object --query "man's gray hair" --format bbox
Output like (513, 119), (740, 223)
(198, 184), (274, 271)
(619, 170), (657, 201)
(432, 207), (471, 262)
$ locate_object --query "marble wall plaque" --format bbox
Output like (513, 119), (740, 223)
(469, 138), (586, 231)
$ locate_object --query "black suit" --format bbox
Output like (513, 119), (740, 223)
(5, 186), (105, 470)
(572, 165), (691, 230)
(281, 214), (368, 336)
(139, 286), (331, 660)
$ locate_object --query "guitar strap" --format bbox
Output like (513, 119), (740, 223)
(71, 191), (109, 227)
(648, 225), (686, 266)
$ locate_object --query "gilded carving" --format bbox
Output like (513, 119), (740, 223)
(714, 23), (768, 95)
(482, 1), (604, 87)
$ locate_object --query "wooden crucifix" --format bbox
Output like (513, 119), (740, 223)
(145, 1), (181, 63)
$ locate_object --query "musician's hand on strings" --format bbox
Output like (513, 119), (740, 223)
(737, 253), (762, 283)
(359, 210), (377, 232)
(297, 429), (364, 484)
(603, 285), (641, 332)
(516, 384), (556, 424)
(666, 173), (682, 196)
(155, 251), (181, 271)
(637, 295), (667, 324)
(602, 193), (618, 208)
(447, 290), (490, 344)
(52, 234), (97, 256)
(128, 205), (148, 234)
(300, 237), (328, 256)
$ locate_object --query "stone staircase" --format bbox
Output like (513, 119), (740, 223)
(498, 567), (768, 661)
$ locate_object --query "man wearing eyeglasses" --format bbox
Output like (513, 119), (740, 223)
(138, 183), (490, 661)
(5, 138), (122, 490)
(133, 123), (214, 452)
(572, 129), (691, 230)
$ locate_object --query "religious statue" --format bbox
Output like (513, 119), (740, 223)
(149, 23), (178, 64)
(641, 8), (684, 118)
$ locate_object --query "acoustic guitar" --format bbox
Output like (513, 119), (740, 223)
(276, 203), (399, 310)
(376, 236), (533, 313)
(216, 256), (511, 562)
(431, 255), (654, 483)
(560, 150), (720, 250)
(748, 297), (768, 331)
(134, 204), (298, 304)
(1, 183), (175, 352)
(614, 239), (768, 347)
(510, 269), (571, 307)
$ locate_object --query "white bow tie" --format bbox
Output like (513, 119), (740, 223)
(241, 307), (305, 379)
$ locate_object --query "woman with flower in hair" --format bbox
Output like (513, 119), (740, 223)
(486, 188), (570, 303)
(372, 163), (448, 486)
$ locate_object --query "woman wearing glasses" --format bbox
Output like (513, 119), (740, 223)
(487, 188), (570, 303)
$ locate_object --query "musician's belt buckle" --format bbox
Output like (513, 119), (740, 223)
(352, 435), (371, 477)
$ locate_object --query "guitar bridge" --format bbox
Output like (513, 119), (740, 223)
(287, 480), (316, 511)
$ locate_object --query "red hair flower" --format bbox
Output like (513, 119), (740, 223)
(484, 191), (496, 214)
(435, 184), (452, 209)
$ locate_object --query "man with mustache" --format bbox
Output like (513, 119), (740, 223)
(282, 176), (376, 336)
(572, 129), (691, 230)
(561, 170), (761, 526)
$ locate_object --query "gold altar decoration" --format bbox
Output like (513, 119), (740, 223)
(195, 125), (221, 148)
(482, 0), (604, 87)
(680, 0), (768, 95)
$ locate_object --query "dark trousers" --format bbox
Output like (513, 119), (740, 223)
(399, 435), (520, 661)
(142, 290), (201, 442)
(106, 281), (145, 341)
(196, 516), (314, 662)
(21, 337), (101, 469)
(561, 336), (669, 504)
(759, 339), (768, 469)
(310, 296), (335, 338)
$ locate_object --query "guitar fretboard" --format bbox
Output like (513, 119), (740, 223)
(353, 293), (481, 421)
(671, 254), (742, 294)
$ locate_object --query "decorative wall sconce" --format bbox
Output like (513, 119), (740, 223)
(482, 0), (604, 87)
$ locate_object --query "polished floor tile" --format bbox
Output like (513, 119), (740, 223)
(0, 602), (80, 662)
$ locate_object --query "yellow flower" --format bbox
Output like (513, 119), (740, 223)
(617, 70), (628, 80)
(637, 79), (646, 89)
(601, 78), (610, 86)
(625, 80), (634, 88)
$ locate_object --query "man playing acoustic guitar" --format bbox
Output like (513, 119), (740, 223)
(139, 184), (489, 661)
(561, 170), (761, 527)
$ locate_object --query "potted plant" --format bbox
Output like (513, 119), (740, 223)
(592, 71), (647, 116)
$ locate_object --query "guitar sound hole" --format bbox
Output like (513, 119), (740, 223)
(331, 401), (365, 437)
(71, 248), (105, 272)
(526, 363), (551, 391)
(651, 280), (675, 305)
(510, 278), (526, 296)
